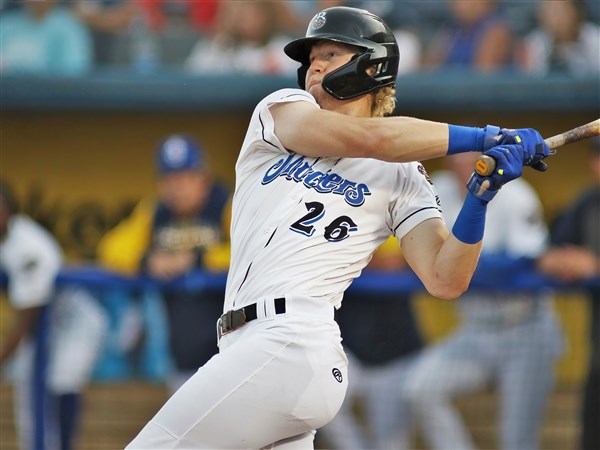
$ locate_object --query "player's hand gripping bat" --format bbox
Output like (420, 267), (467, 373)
(475, 119), (600, 177)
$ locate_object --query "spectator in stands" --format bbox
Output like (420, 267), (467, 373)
(392, 26), (422, 75)
(0, 180), (107, 450)
(138, 0), (219, 35)
(72, 0), (138, 67)
(538, 138), (600, 450)
(402, 152), (564, 450)
(97, 135), (231, 392)
(0, 0), (93, 76)
(139, 0), (222, 67)
(421, 0), (512, 72)
(184, 0), (297, 75)
(319, 237), (424, 449)
(517, 0), (600, 77)
(73, 0), (219, 69)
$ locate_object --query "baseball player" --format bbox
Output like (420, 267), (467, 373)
(126, 6), (552, 449)
(0, 180), (108, 450)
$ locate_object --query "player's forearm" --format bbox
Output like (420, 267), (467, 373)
(428, 191), (490, 299)
(288, 114), (448, 162)
(402, 217), (482, 300)
(274, 101), (496, 162)
(363, 117), (496, 163)
(430, 235), (482, 300)
(368, 117), (449, 162)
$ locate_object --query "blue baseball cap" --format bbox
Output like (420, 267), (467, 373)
(156, 135), (204, 174)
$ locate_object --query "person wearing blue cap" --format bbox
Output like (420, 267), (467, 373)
(97, 134), (231, 392)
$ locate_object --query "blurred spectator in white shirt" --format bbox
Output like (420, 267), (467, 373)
(184, 1), (297, 76)
(518, 0), (600, 76)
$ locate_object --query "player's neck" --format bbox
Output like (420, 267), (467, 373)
(328, 97), (372, 118)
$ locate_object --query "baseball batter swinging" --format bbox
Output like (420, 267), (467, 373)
(127, 7), (552, 449)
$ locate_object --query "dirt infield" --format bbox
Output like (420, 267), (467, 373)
(0, 382), (168, 450)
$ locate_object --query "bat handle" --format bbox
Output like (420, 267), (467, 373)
(474, 118), (600, 176)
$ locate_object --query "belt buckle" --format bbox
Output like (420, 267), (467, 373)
(219, 308), (247, 337)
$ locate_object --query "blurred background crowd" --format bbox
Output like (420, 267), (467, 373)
(1, 1), (599, 450)
(0, 0), (599, 77)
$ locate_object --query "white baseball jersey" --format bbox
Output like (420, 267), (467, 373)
(224, 88), (443, 311)
(0, 214), (62, 309)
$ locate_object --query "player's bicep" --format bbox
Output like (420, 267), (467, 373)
(270, 102), (369, 159)
(400, 217), (448, 283)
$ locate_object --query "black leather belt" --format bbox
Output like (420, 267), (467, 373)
(219, 297), (286, 336)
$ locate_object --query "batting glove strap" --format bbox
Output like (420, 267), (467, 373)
(482, 125), (501, 151)
(466, 173), (498, 202)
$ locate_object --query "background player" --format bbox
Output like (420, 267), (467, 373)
(402, 152), (564, 450)
(127, 7), (552, 449)
(0, 180), (107, 450)
(97, 135), (231, 392)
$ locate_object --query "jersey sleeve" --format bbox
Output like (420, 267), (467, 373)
(389, 162), (443, 240)
(236, 89), (319, 170)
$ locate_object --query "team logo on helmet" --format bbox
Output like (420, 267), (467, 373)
(311, 11), (327, 30)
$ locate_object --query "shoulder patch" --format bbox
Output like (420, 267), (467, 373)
(417, 163), (433, 185)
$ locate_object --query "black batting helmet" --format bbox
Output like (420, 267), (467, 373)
(284, 6), (399, 100)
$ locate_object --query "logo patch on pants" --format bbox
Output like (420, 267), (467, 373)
(332, 368), (343, 383)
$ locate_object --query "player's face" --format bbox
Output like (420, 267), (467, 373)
(306, 41), (357, 102)
(159, 170), (210, 217)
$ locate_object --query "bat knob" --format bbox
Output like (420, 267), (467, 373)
(475, 155), (495, 177)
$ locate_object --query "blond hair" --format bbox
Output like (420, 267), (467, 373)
(371, 86), (397, 118)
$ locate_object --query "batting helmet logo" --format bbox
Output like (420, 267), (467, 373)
(311, 11), (327, 30)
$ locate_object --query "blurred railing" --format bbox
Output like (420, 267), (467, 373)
(2, 71), (598, 112)
(1, 263), (598, 382)
(47, 261), (600, 293)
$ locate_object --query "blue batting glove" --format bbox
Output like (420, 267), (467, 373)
(495, 128), (550, 171)
(467, 144), (524, 202)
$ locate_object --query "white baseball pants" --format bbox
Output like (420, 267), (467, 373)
(126, 295), (348, 449)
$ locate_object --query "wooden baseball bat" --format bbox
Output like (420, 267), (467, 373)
(475, 118), (600, 177)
